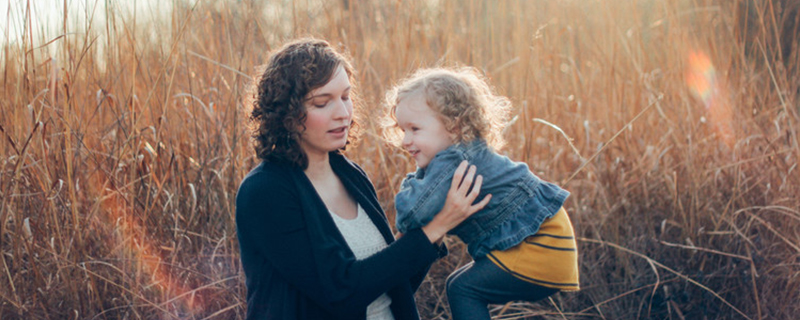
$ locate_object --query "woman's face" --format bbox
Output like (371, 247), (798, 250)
(298, 65), (353, 160)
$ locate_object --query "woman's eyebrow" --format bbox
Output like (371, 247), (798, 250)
(307, 87), (351, 100)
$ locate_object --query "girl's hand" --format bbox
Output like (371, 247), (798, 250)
(422, 161), (492, 244)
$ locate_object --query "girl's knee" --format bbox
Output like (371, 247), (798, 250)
(446, 273), (470, 299)
(445, 272), (459, 294)
(446, 262), (473, 287)
(446, 261), (478, 298)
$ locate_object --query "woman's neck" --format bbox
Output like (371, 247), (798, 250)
(304, 151), (332, 180)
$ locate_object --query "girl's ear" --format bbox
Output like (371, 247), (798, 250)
(447, 116), (459, 142)
(448, 130), (458, 143)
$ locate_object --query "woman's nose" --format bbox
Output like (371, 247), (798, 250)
(333, 99), (351, 119)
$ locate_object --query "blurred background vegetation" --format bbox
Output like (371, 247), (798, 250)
(0, 0), (798, 319)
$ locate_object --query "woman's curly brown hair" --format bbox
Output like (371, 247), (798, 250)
(248, 38), (360, 169)
(382, 67), (511, 151)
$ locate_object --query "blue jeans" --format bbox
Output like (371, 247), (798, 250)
(446, 257), (558, 320)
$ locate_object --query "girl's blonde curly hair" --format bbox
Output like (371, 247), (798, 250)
(383, 67), (511, 151)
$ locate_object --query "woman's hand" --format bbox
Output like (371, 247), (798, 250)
(422, 161), (492, 244)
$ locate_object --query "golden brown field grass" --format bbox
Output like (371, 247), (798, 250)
(1, 0), (798, 319)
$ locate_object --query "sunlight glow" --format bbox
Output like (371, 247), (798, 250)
(686, 50), (735, 148)
(100, 182), (203, 315)
(101, 182), (202, 314)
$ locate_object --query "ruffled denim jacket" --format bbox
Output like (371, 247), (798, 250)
(395, 140), (570, 258)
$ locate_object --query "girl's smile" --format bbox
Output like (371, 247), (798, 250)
(394, 90), (455, 169)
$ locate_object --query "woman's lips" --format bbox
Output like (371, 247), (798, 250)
(328, 126), (348, 137)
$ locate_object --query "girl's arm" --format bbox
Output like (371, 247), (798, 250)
(420, 161), (491, 243)
(395, 150), (488, 234)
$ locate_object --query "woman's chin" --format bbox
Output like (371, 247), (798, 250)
(328, 141), (348, 151)
(333, 136), (349, 149)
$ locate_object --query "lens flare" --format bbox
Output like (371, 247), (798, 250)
(686, 50), (735, 148)
(98, 173), (203, 315)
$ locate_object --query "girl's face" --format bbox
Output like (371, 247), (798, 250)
(394, 91), (455, 169)
(299, 65), (353, 160)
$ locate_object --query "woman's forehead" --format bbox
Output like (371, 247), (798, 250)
(308, 65), (350, 98)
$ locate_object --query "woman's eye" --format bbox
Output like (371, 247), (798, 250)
(342, 95), (350, 101)
(313, 101), (327, 108)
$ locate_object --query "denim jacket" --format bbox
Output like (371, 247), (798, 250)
(395, 140), (569, 258)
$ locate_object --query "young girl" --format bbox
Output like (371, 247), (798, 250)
(383, 67), (580, 320)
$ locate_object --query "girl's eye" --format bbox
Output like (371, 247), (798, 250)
(411, 127), (419, 132)
(342, 95), (350, 101)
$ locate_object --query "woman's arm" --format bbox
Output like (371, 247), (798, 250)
(236, 162), (487, 317)
(236, 170), (456, 318)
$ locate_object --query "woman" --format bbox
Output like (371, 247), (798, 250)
(236, 38), (491, 320)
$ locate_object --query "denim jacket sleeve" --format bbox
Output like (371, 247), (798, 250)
(395, 150), (465, 233)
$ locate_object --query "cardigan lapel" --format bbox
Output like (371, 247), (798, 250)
(330, 153), (396, 245)
(288, 162), (360, 303)
(287, 152), (396, 252)
(288, 164), (348, 244)
(280, 155), (418, 319)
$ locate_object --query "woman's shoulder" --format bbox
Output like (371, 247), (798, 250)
(239, 161), (297, 192)
(235, 161), (306, 233)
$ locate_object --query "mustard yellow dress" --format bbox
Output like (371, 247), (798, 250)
(486, 207), (580, 291)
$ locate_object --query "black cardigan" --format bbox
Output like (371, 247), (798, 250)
(235, 152), (446, 319)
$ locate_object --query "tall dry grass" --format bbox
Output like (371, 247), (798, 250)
(1, 0), (798, 319)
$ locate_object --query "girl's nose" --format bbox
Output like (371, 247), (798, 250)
(401, 132), (412, 147)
